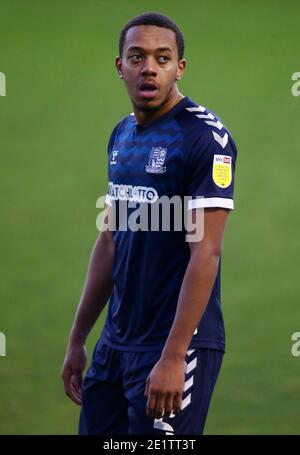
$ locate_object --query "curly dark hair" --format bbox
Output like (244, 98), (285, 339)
(119, 12), (185, 60)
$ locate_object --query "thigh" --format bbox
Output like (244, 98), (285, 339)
(79, 340), (129, 435)
(79, 376), (129, 435)
(122, 350), (166, 435)
(123, 348), (223, 435)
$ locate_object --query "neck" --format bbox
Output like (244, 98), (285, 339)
(133, 87), (185, 125)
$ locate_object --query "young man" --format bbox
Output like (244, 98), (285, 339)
(61, 12), (238, 435)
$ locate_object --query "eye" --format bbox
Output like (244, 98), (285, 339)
(157, 55), (169, 63)
(129, 54), (143, 63)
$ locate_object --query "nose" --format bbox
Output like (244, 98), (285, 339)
(141, 56), (157, 77)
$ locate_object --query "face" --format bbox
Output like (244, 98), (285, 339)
(116, 25), (186, 111)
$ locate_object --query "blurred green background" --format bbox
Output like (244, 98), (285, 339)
(1, 0), (299, 435)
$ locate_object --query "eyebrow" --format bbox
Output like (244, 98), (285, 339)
(126, 46), (173, 54)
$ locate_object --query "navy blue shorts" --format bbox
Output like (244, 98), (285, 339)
(79, 339), (223, 435)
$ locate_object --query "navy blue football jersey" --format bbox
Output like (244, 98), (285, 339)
(100, 96), (238, 353)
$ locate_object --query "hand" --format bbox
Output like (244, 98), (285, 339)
(61, 342), (87, 405)
(144, 357), (185, 419)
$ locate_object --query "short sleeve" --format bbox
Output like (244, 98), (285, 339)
(184, 129), (238, 210)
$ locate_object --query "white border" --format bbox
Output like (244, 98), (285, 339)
(188, 197), (234, 210)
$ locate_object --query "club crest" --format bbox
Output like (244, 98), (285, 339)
(145, 147), (167, 174)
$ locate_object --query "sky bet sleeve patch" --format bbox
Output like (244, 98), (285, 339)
(212, 154), (232, 188)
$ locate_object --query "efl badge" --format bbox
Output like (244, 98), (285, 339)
(212, 154), (232, 188)
(145, 147), (167, 174)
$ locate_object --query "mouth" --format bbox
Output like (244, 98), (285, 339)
(138, 81), (159, 100)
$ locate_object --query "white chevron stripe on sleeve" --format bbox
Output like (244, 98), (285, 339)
(186, 105), (206, 113)
(205, 120), (224, 130)
(212, 131), (228, 148)
(196, 113), (215, 120)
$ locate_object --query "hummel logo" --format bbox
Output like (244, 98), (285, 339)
(110, 150), (119, 165)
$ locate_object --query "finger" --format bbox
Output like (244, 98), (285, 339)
(62, 368), (82, 406)
(154, 392), (166, 420)
(146, 389), (157, 418)
(70, 383), (82, 405)
(71, 373), (82, 404)
(72, 370), (83, 396)
(61, 367), (73, 398)
(64, 381), (81, 405)
(162, 393), (174, 418)
(173, 392), (183, 415)
(70, 382), (82, 402)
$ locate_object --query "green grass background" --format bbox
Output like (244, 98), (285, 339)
(1, 0), (300, 434)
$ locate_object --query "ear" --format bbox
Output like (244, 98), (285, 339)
(176, 58), (187, 81)
(115, 56), (124, 79)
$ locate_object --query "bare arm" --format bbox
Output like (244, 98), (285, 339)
(145, 208), (229, 419)
(61, 208), (115, 405)
(160, 208), (229, 361)
(69, 227), (114, 345)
